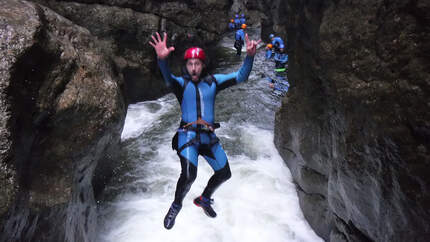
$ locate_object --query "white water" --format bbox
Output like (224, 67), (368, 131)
(98, 28), (322, 242)
(99, 96), (322, 242)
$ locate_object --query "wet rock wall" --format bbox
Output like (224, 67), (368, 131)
(274, 0), (430, 241)
(0, 0), (240, 241)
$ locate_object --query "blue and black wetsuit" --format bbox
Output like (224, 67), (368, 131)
(240, 14), (246, 25)
(234, 16), (241, 29)
(234, 29), (245, 56)
(267, 76), (289, 96)
(228, 22), (235, 30)
(265, 48), (273, 60)
(271, 37), (285, 53)
(274, 52), (288, 73)
(158, 56), (254, 206)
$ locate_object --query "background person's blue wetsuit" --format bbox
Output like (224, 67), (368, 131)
(267, 76), (289, 96)
(234, 28), (245, 56)
(273, 79), (289, 93)
(234, 15), (241, 29)
(240, 14), (246, 24)
(271, 36), (285, 52)
(274, 52), (288, 71)
(228, 21), (235, 30)
(265, 46), (273, 60)
(158, 55), (254, 206)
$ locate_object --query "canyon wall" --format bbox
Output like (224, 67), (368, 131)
(274, 0), (430, 241)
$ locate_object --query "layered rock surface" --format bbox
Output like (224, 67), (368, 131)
(0, 0), (240, 241)
(32, 0), (234, 103)
(2, 0), (429, 241)
(274, 0), (430, 241)
(0, 0), (126, 241)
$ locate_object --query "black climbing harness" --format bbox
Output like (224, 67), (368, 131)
(172, 119), (221, 155)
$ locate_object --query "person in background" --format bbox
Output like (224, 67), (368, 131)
(234, 14), (241, 29)
(228, 19), (235, 30)
(267, 76), (289, 96)
(149, 31), (260, 230)
(265, 43), (274, 60)
(234, 24), (246, 56)
(269, 33), (285, 54)
(274, 49), (288, 75)
(240, 13), (246, 25)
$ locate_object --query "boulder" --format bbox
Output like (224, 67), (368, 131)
(33, 0), (234, 103)
(0, 0), (126, 241)
(274, 0), (430, 241)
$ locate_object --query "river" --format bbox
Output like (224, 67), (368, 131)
(96, 28), (322, 242)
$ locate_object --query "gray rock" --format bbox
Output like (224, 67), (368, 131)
(248, 0), (288, 42)
(274, 0), (430, 241)
(0, 0), (246, 240)
(0, 0), (125, 241)
(32, 0), (235, 103)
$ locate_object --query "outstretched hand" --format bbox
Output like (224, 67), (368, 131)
(245, 33), (261, 56)
(149, 32), (175, 60)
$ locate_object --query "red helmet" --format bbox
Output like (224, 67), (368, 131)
(184, 47), (206, 61)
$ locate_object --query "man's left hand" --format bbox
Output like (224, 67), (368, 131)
(245, 33), (261, 56)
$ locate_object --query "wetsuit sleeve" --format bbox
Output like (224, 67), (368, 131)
(276, 37), (285, 49)
(214, 55), (254, 92)
(157, 59), (184, 87)
(279, 39), (285, 49)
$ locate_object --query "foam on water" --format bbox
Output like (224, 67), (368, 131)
(98, 27), (322, 242)
(98, 96), (322, 242)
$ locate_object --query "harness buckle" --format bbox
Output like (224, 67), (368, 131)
(181, 118), (220, 133)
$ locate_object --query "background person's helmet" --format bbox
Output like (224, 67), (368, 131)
(269, 34), (275, 39)
(230, 19), (234, 23)
(267, 43), (273, 49)
(235, 14), (239, 18)
(241, 24), (247, 29)
(241, 14), (245, 17)
(184, 47), (206, 61)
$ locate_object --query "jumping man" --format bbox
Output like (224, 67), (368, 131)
(149, 32), (260, 229)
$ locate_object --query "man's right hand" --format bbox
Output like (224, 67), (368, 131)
(245, 33), (261, 56)
(149, 32), (175, 60)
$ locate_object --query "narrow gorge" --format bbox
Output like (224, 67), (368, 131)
(0, 0), (428, 241)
